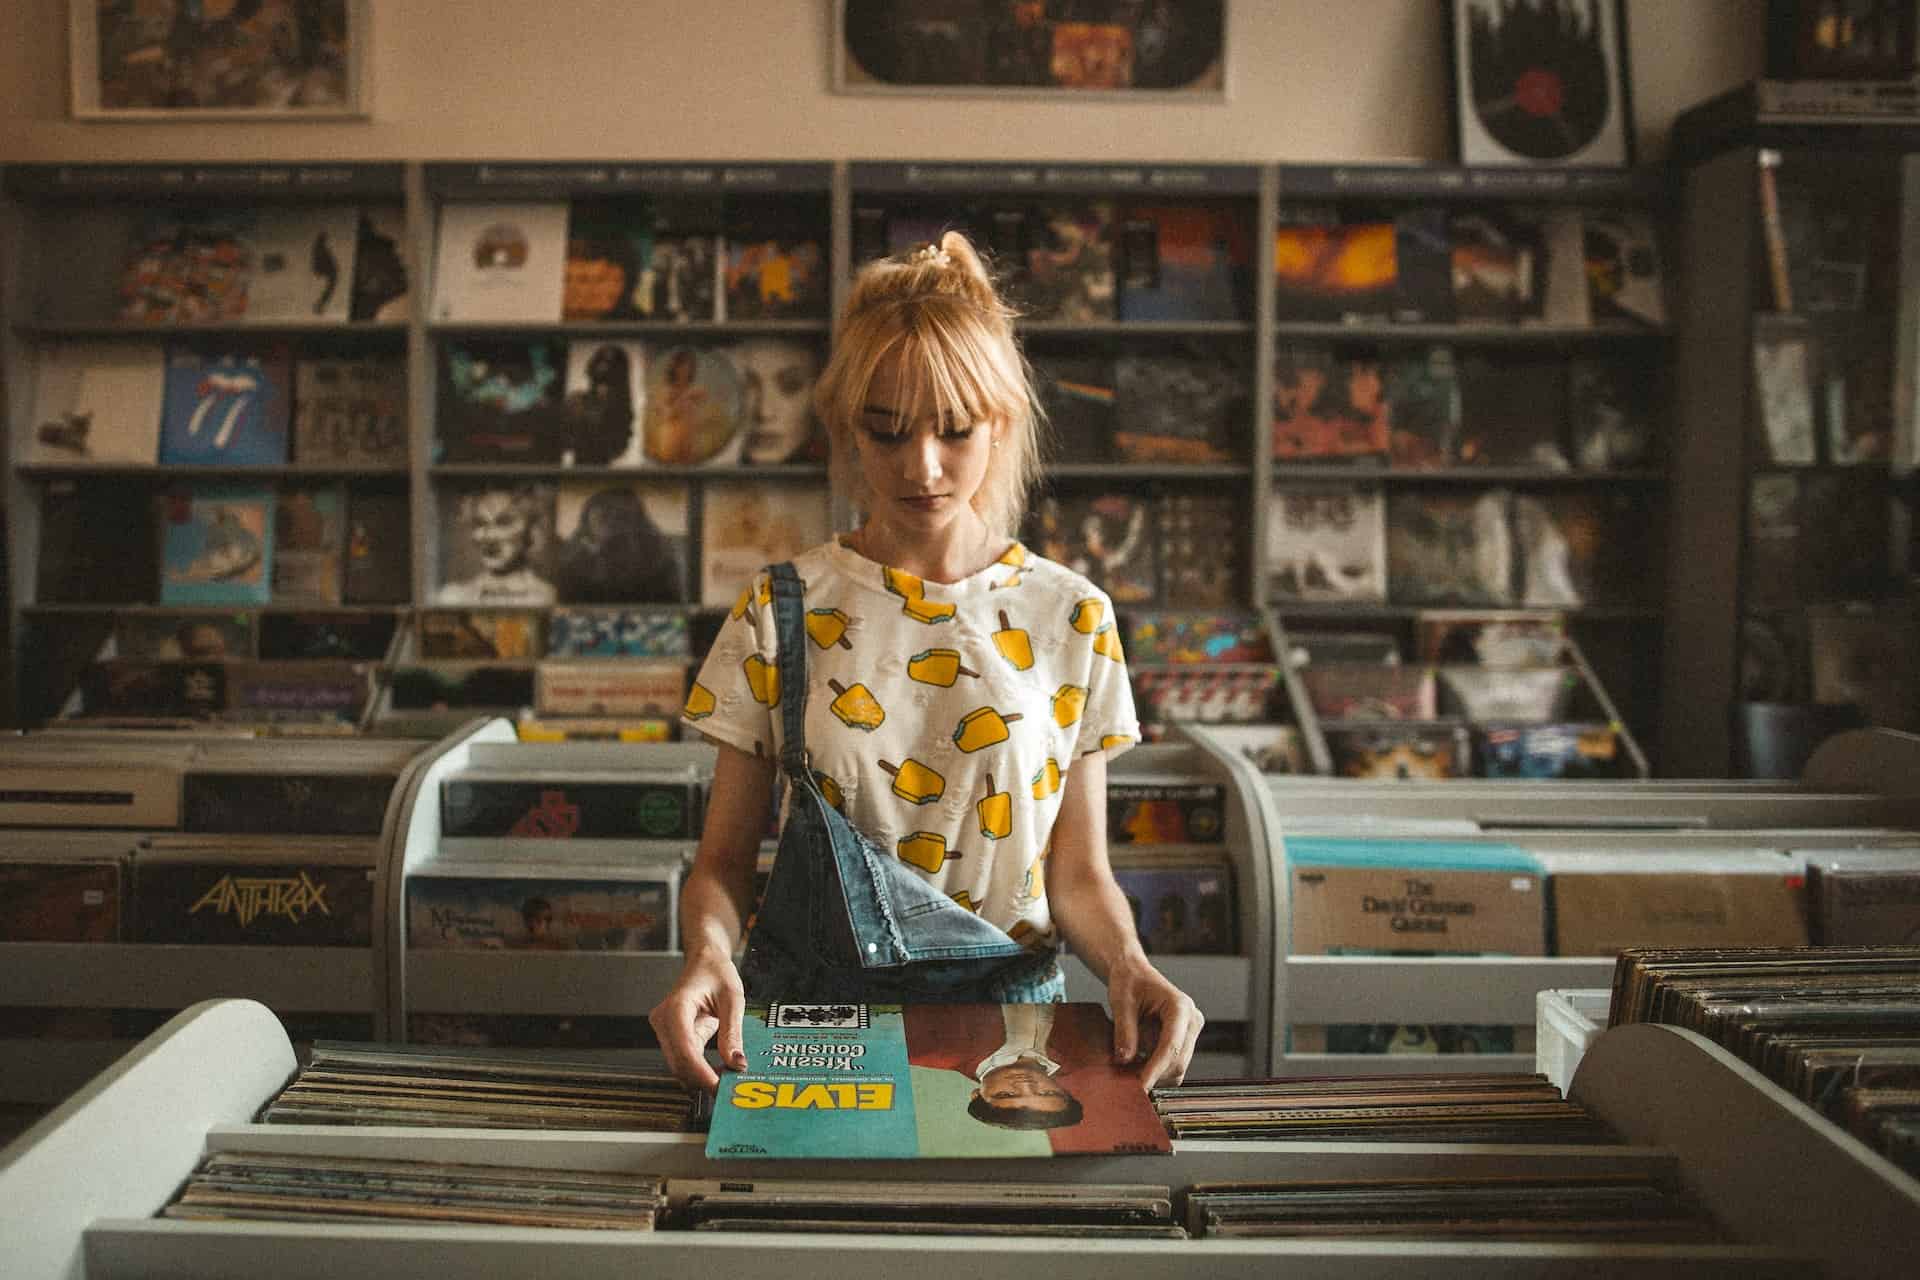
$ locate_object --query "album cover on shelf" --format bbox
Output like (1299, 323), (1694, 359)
(116, 210), (251, 323)
(1393, 205), (1456, 325)
(1108, 781), (1227, 845)
(343, 490), (411, 605)
(407, 870), (675, 952)
(1122, 612), (1271, 666)
(1267, 483), (1387, 604)
(1130, 665), (1282, 728)
(1271, 218), (1398, 323)
(1567, 356), (1654, 469)
(562, 200), (655, 322)
(1299, 663), (1437, 721)
(26, 340), (165, 466)
(37, 478), (158, 604)
(1448, 208), (1543, 323)
(535, 660), (688, 719)
(132, 836), (379, 947)
(1417, 613), (1567, 667)
(159, 483), (275, 607)
(1538, 208), (1592, 326)
(546, 609), (690, 659)
(1772, 171), (1889, 314)
(1802, 469), (1894, 599)
(548, 336), (640, 468)
(430, 200), (568, 323)
(1113, 202), (1250, 322)
(114, 612), (253, 662)
(441, 770), (703, 840)
(435, 481), (559, 608)
(1024, 202), (1117, 323)
(388, 663), (536, 712)
(419, 611), (543, 661)
(1030, 492), (1156, 604)
(638, 232), (721, 324)
(724, 231), (828, 321)
(258, 611), (397, 662)
(1583, 211), (1667, 326)
(224, 660), (376, 724)
(707, 1003), (1170, 1159)
(640, 343), (746, 466)
(1454, 354), (1568, 468)
(157, 344), (293, 467)
(0, 846), (126, 943)
(1031, 353), (1116, 463)
(1386, 490), (1514, 607)
(80, 659), (227, 720)
(1383, 346), (1459, 468)
(292, 355), (407, 468)
(725, 336), (825, 466)
(1438, 665), (1579, 722)
(553, 480), (689, 605)
(270, 483), (347, 604)
(1155, 493), (1242, 608)
(699, 481), (833, 607)
(1753, 328), (1819, 465)
(1271, 346), (1390, 463)
(1512, 491), (1648, 608)
(437, 337), (569, 465)
(241, 206), (360, 323)
(1479, 723), (1625, 779)
(1112, 352), (1242, 464)
(1113, 863), (1236, 956)
(1324, 723), (1471, 780)
(1808, 604), (1918, 730)
(1823, 324), (1895, 464)
(349, 207), (411, 323)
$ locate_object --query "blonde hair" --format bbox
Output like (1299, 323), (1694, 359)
(813, 230), (1043, 538)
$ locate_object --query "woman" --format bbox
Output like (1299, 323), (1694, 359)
(651, 232), (1201, 1093)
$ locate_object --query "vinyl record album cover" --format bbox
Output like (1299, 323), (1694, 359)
(159, 484), (274, 606)
(1386, 490), (1515, 606)
(560, 338), (644, 466)
(270, 483), (347, 604)
(553, 480), (689, 604)
(431, 201), (568, 323)
(27, 340), (166, 466)
(241, 205), (359, 323)
(1272, 346), (1391, 463)
(438, 338), (569, 465)
(708, 1003), (1170, 1159)
(1453, 0), (1632, 167)
(1267, 484), (1387, 604)
(1112, 352), (1242, 464)
(158, 344), (293, 466)
(435, 482), (559, 608)
(1272, 220), (1398, 323)
(1385, 346), (1462, 468)
(699, 481), (833, 606)
(292, 355), (407, 467)
(641, 345), (743, 466)
(1030, 492), (1156, 604)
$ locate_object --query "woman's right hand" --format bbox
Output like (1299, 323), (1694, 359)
(648, 949), (748, 1092)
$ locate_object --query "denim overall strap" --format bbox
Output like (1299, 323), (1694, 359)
(766, 562), (811, 782)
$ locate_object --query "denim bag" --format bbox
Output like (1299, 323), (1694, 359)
(737, 562), (1063, 1003)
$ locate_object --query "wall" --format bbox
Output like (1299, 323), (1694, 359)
(0, 2), (1761, 166)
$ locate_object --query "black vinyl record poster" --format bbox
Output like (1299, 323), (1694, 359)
(1453, 0), (1632, 167)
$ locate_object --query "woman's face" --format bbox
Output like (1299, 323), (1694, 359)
(856, 351), (996, 544)
(469, 491), (532, 574)
(736, 339), (819, 464)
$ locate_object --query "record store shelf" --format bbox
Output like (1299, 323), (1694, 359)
(6, 997), (1877, 1279)
(1178, 723), (1920, 1078)
(385, 723), (1272, 1078)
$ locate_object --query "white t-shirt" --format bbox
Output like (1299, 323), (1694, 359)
(682, 537), (1139, 945)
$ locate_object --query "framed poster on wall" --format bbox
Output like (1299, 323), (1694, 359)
(1448, 0), (1633, 167)
(835, 0), (1228, 100)
(70, 0), (370, 121)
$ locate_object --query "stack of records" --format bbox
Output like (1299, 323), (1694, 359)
(258, 1041), (696, 1131)
(1152, 1074), (1614, 1143)
(1183, 1173), (1722, 1241)
(161, 1150), (665, 1229)
(1611, 945), (1920, 1177)
(665, 1178), (1184, 1238)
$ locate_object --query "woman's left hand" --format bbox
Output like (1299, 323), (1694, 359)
(1104, 956), (1204, 1091)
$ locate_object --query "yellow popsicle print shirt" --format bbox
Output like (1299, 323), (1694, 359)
(682, 537), (1140, 947)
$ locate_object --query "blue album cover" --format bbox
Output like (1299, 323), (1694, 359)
(157, 345), (292, 466)
(159, 484), (274, 606)
(547, 608), (690, 658)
